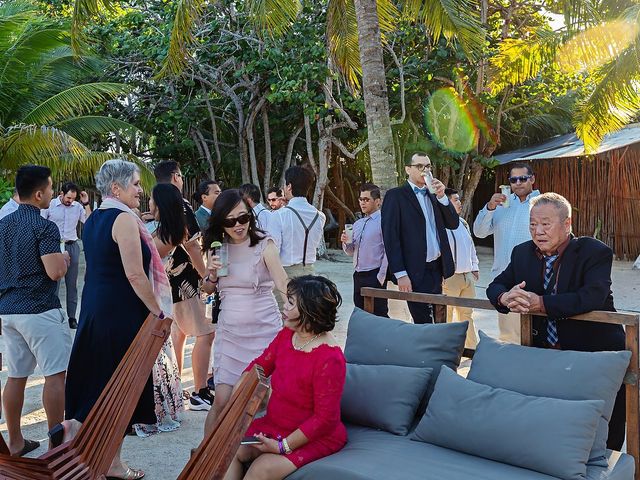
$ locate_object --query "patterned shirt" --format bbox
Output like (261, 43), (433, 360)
(166, 199), (201, 303)
(0, 204), (62, 314)
(0, 198), (19, 221)
(473, 189), (540, 274)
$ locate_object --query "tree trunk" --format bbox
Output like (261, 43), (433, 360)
(280, 122), (304, 187)
(262, 106), (272, 196)
(353, 0), (397, 193)
(460, 162), (484, 221)
(246, 96), (267, 195)
(313, 122), (331, 209)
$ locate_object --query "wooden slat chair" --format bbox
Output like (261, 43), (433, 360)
(0, 313), (172, 480)
(179, 365), (269, 480)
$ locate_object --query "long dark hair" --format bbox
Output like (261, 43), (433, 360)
(203, 189), (265, 250)
(151, 183), (186, 246)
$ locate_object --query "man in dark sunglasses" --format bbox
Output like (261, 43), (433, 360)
(473, 162), (540, 344)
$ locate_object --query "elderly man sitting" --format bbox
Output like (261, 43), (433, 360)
(486, 192), (626, 451)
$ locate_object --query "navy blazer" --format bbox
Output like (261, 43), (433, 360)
(381, 182), (459, 283)
(486, 236), (624, 352)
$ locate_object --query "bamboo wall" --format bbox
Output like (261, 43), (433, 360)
(495, 144), (640, 260)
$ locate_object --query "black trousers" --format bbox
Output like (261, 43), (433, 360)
(407, 260), (443, 324)
(353, 268), (388, 317)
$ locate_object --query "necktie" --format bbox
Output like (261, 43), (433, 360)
(544, 254), (559, 345)
(413, 186), (428, 196)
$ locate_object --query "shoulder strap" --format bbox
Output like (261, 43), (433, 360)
(285, 206), (321, 266)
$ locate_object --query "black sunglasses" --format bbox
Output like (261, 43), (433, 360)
(222, 213), (251, 228)
(508, 174), (532, 184)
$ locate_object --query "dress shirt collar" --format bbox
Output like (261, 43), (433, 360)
(50, 196), (79, 209)
(365, 209), (381, 221)
(407, 179), (423, 192)
(202, 206), (211, 215)
(287, 196), (311, 208)
(510, 189), (541, 203)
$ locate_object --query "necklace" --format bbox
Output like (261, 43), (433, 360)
(293, 332), (322, 351)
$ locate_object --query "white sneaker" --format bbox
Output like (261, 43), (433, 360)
(189, 389), (213, 411)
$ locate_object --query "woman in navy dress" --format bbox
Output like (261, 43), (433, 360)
(54, 160), (171, 480)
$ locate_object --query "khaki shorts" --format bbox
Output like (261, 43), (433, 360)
(172, 296), (216, 337)
(1, 308), (72, 378)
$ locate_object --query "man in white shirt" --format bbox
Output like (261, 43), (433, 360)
(473, 163), (540, 343)
(41, 182), (92, 329)
(239, 183), (273, 234)
(442, 188), (479, 348)
(266, 187), (285, 210)
(0, 191), (19, 220)
(272, 166), (326, 279)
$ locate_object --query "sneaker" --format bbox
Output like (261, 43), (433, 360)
(190, 388), (213, 411)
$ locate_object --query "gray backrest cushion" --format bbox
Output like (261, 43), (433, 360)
(341, 364), (433, 435)
(344, 308), (467, 411)
(413, 366), (604, 480)
(468, 331), (631, 466)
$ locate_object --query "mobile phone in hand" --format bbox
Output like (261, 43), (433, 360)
(240, 435), (262, 445)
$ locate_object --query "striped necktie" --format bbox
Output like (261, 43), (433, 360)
(544, 254), (559, 346)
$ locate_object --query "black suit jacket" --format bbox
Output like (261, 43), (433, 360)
(486, 236), (624, 352)
(381, 182), (459, 283)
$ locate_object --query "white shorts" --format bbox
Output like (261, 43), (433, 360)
(1, 308), (72, 378)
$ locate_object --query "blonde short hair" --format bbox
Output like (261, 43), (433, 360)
(530, 192), (572, 219)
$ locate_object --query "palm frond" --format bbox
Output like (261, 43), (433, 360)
(71, 0), (116, 54)
(22, 82), (131, 125)
(55, 116), (138, 143)
(574, 44), (640, 152)
(157, 0), (207, 77)
(247, 0), (302, 37)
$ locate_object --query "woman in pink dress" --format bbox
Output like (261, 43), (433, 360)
(224, 275), (347, 480)
(202, 189), (289, 434)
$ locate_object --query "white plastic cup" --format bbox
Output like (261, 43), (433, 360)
(216, 243), (229, 277)
(60, 241), (65, 253)
(423, 172), (437, 194)
(345, 224), (354, 243)
(500, 185), (511, 208)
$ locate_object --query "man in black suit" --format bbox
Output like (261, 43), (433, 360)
(487, 192), (625, 449)
(381, 152), (459, 323)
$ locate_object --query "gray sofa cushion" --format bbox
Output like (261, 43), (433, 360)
(344, 308), (467, 410)
(468, 332), (631, 466)
(286, 424), (634, 480)
(413, 367), (604, 480)
(341, 364), (432, 435)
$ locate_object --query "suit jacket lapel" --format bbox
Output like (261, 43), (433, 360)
(557, 238), (578, 294)
(402, 182), (424, 217)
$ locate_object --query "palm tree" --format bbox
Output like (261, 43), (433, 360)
(0, 1), (153, 185)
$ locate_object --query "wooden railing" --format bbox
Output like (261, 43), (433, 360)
(361, 287), (640, 479)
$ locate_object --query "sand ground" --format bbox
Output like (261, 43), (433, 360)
(1, 246), (638, 478)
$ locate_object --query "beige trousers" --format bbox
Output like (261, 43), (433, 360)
(498, 312), (521, 344)
(442, 272), (478, 349)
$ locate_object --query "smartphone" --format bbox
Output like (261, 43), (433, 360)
(240, 435), (262, 445)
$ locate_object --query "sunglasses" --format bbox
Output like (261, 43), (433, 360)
(509, 175), (532, 184)
(222, 213), (251, 228)
(267, 198), (279, 202)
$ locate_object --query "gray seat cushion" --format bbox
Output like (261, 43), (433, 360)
(468, 332), (631, 466)
(413, 367), (604, 480)
(286, 425), (635, 480)
(341, 364), (433, 435)
(344, 308), (467, 411)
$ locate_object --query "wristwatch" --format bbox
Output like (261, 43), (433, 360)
(82, 202), (90, 207)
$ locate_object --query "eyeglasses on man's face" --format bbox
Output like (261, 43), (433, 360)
(410, 163), (432, 172)
(508, 174), (532, 184)
(358, 197), (373, 203)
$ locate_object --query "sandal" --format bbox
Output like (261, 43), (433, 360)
(13, 439), (39, 457)
(106, 467), (145, 480)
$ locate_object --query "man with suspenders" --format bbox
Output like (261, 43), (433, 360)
(239, 183), (274, 235)
(272, 166), (326, 285)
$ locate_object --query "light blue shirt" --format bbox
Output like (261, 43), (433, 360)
(342, 209), (388, 284)
(0, 198), (19, 221)
(473, 189), (540, 274)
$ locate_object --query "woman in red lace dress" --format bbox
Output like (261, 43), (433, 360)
(224, 275), (347, 480)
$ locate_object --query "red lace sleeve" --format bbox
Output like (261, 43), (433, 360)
(244, 327), (285, 377)
(299, 349), (346, 441)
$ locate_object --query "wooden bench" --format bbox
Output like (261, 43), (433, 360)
(0, 313), (172, 480)
(361, 287), (640, 480)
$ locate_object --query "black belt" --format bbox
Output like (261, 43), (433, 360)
(65, 240), (76, 245)
(354, 268), (380, 276)
(425, 259), (440, 269)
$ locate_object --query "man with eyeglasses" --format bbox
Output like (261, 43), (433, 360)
(381, 152), (459, 324)
(341, 183), (388, 317)
(473, 162), (540, 343)
(266, 187), (285, 210)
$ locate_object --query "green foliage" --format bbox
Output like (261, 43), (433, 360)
(0, 178), (14, 208)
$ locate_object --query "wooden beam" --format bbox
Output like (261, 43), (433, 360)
(625, 324), (640, 480)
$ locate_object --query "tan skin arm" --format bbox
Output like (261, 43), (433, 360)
(112, 213), (162, 316)
(262, 239), (289, 297)
(41, 252), (69, 281)
(184, 234), (207, 278)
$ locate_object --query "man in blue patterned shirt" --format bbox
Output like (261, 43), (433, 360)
(0, 165), (72, 456)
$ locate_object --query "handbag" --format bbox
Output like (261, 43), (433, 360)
(205, 291), (221, 324)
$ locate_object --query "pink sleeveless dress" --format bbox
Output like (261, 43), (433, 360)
(213, 237), (282, 386)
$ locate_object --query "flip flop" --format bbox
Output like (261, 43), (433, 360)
(106, 467), (145, 480)
(13, 439), (39, 457)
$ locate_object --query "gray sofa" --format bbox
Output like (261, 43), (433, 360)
(288, 309), (634, 480)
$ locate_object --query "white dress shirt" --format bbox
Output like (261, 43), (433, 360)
(343, 209), (388, 284)
(447, 219), (479, 274)
(0, 198), (19, 221)
(253, 203), (273, 235)
(41, 197), (87, 242)
(272, 197), (326, 267)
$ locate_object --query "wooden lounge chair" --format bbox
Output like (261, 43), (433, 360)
(178, 365), (269, 480)
(0, 313), (172, 480)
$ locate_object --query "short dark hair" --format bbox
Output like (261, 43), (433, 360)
(194, 180), (220, 204)
(284, 166), (314, 197)
(359, 183), (381, 200)
(239, 183), (261, 204)
(154, 160), (180, 183)
(16, 165), (51, 199)
(405, 151), (429, 166)
(286, 275), (342, 334)
(61, 181), (79, 195)
(509, 163), (534, 176)
(267, 187), (282, 197)
(444, 188), (458, 198)
(152, 184), (187, 246)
